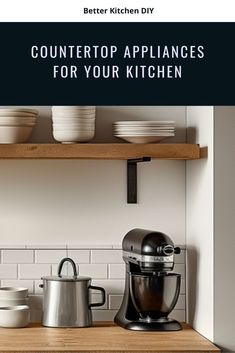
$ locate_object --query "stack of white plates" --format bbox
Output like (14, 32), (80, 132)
(0, 287), (30, 328)
(0, 108), (38, 143)
(113, 121), (175, 143)
(52, 106), (96, 143)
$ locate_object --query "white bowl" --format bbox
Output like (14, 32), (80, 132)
(53, 130), (95, 143)
(0, 117), (37, 124)
(53, 119), (94, 123)
(0, 287), (28, 300)
(0, 112), (38, 118)
(52, 112), (95, 117)
(53, 123), (95, 128)
(0, 305), (30, 328)
(0, 298), (29, 306)
(52, 119), (95, 124)
(52, 106), (96, 110)
(52, 113), (96, 119)
(0, 126), (33, 143)
(0, 109), (38, 115)
(53, 128), (95, 133)
(0, 123), (36, 128)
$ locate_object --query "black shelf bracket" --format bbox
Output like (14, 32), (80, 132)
(127, 157), (151, 204)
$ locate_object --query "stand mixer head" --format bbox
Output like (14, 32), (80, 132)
(114, 228), (182, 331)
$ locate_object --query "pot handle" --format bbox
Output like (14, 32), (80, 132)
(88, 286), (106, 308)
(57, 257), (78, 277)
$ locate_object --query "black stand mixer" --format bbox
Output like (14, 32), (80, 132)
(114, 228), (182, 331)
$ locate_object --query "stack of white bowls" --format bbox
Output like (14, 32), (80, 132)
(113, 120), (175, 143)
(0, 108), (38, 143)
(0, 287), (30, 327)
(52, 106), (96, 143)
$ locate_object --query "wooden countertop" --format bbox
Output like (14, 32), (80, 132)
(0, 322), (220, 353)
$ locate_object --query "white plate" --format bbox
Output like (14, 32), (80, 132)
(113, 126), (175, 132)
(52, 106), (96, 112)
(115, 132), (175, 136)
(115, 135), (173, 143)
(114, 120), (175, 125)
(114, 129), (175, 133)
(0, 298), (29, 306)
(0, 287), (28, 300)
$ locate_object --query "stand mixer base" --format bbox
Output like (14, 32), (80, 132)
(115, 317), (182, 331)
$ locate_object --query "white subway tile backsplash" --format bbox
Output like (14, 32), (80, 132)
(30, 309), (42, 323)
(171, 309), (185, 322)
(0, 245), (26, 249)
(35, 250), (67, 264)
(175, 250), (185, 264)
(180, 279), (186, 294)
(29, 295), (43, 310)
(27, 245), (66, 249)
(68, 245), (113, 249)
(0, 245), (186, 322)
(34, 280), (43, 294)
(75, 264), (107, 279)
(19, 264), (51, 279)
(173, 264), (185, 279)
(109, 295), (123, 310)
(1, 280), (34, 294)
(91, 293), (107, 310)
(93, 280), (125, 294)
(67, 250), (90, 264)
(91, 250), (122, 264)
(92, 309), (118, 321)
(175, 295), (186, 310)
(109, 264), (125, 279)
(0, 264), (17, 279)
(2, 250), (34, 264)
(52, 263), (68, 276)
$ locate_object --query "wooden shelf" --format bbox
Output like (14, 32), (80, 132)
(0, 143), (200, 160)
(0, 322), (220, 353)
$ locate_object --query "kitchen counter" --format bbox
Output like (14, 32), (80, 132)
(0, 322), (220, 353)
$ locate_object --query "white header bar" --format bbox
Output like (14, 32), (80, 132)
(0, 0), (235, 22)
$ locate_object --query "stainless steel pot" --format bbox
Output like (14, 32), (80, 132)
(40, 257), (105, 327)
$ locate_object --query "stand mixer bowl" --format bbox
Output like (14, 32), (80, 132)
(130, 273), (181, 320)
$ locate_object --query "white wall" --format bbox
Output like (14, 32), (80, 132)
(186, 106), (214, 341)
(0, 106), (187, 246)
(214, 107), (235, 351)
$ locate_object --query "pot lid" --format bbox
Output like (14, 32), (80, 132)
(41, 275), (91, 282)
